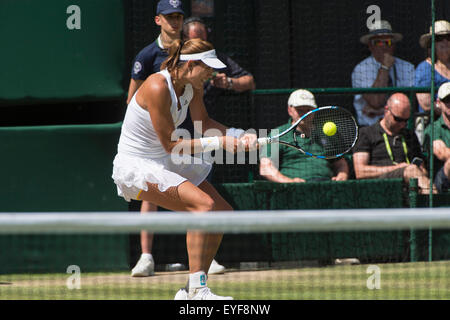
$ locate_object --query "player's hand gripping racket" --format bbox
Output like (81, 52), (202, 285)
(257, 106), (358, 159)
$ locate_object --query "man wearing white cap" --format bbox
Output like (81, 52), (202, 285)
(352, 20), (414, 126)
(259, 89), (349, 183)
(424, 82), (450, 193)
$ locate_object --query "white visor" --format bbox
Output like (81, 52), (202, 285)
(179, 49), (226, 69)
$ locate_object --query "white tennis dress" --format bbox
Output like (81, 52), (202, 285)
(112, 69), (212, 201)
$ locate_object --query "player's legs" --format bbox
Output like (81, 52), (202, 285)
(186, 180), (232, 274)
(138, 180), (215, 212)
(138, 180), (231, 272)
(138, 180), (233, 300)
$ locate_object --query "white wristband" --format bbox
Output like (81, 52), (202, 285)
(226, 127), (245, 138)
(200, 136), (221, 152)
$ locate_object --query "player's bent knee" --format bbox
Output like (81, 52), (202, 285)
(191, 196), (215, 212)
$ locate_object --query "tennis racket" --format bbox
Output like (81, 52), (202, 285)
(257, 106), (358, 159)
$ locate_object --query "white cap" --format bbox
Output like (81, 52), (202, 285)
(179, 49), (226, 69)
(438, 82), (450, 100)
(287, 89), (317, 108)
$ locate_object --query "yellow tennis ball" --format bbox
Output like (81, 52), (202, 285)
(323, 122), (337, 136)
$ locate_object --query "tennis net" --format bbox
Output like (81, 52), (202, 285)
(0, 208), (449, 300)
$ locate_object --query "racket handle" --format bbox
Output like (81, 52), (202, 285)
(257, 137), (270, 146)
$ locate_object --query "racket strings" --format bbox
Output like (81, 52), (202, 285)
(298, 108), (357, 158)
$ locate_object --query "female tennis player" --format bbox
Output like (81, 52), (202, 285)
(112, 38), (256, 300)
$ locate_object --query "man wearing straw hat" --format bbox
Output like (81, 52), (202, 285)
(352, 20), (414, 127)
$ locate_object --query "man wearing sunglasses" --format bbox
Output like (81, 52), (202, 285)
(352, 20), (414, 127)
(423, 82), (450, 193)
(353, 93), (436, 194)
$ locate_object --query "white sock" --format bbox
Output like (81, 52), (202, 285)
(141, 253), (153, 260)
(189, 271), (207, 292)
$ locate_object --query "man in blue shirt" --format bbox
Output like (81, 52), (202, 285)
(352, 20), (414, 127)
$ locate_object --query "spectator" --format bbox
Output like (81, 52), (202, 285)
(352, 20), (414, 127)
(353, 93), (436, 194)
(415, 20), (450, 114)
(180, 16), (256, 134)
(259, 89), (349, 183)
(127, 0), (185, 278)
(127, 0), (184, 104)
(423, 82), (450, 193)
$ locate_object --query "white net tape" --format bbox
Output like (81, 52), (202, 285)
(0, 208), (449, 234)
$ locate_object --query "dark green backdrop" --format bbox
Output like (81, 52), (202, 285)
(0, 0), (125, 105)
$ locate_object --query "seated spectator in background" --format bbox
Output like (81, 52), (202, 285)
(416, 20), (450, 115)
(259, 89), (349, 183)
(423, 82), (450, 193)
(353, 93), (436, 194)
(352, 20), (414, 127)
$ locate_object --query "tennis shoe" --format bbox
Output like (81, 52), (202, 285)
(188, 287), (233, 300)
(131, 255), (155, 277)
(174, 288), (188, 300)
(208, 259), (226, 275)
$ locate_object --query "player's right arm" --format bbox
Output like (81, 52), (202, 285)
(259, 157), (305, 183)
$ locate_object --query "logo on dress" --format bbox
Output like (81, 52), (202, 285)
(133, 61), (142, 74)
(169, 0), (180, 8)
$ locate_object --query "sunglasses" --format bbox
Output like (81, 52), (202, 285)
(389, 109), (409, 123)
(371, 39), (393, 47)
(436, 34), (450, 42)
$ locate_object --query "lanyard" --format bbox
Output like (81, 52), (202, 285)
(383, 133), (410, 164)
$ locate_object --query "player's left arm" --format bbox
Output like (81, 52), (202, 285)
(331, 158), (349, 181)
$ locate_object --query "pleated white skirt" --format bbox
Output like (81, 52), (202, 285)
(112, 152), (212, 202)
